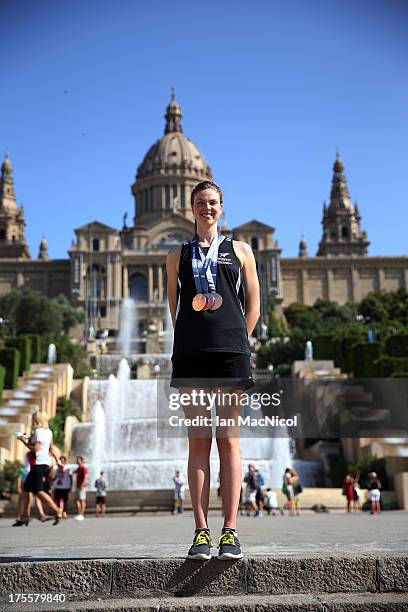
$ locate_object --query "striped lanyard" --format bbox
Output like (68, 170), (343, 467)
(191, 233), (225, 294)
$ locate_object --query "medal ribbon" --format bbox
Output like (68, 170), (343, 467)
(191, 233), (225, 294)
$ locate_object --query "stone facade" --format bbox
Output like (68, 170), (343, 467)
(0, 93), (407, 338)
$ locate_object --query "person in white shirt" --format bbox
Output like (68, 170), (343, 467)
(18, 411), (63, 525)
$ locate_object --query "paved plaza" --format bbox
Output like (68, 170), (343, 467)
(1, 510), (407, 561)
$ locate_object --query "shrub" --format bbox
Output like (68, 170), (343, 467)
(385, 335), (408, 358)
(0, 348), (20, 389)
(5, 336), (32, 375)
(25, 334), (42, 363)
(49, 397), (82, 449)
(352, 343), (381, 378)
(313, 335), (334, 360)
(0, 364), (5, 400)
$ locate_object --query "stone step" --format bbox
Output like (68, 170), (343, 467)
(3, 592), (408, 611)
(1, 556), (407, 604)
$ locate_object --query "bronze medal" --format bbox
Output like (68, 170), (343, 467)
(211, 292), (223, 310)
(192, 293), (207, 311)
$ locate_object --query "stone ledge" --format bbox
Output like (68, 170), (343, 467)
(2, 592), (408, 612)
(0, 556), (407, 603)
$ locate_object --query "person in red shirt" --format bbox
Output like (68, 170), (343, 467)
(74, 456), (89, 521)
(343, 474), (355, 513)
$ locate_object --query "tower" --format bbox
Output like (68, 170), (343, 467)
(0, 153), (30, 258)
(317, 153), (369, 257)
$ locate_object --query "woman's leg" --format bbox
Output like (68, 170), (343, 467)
(216, 436), (241, 528)
(187, 436), (212, 528)
(36, 490), (61, 515)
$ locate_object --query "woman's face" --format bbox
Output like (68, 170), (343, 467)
(192, 188), (222, 228)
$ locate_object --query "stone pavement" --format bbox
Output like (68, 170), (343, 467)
(1, 511), (407, 561)
(1, 512), (407, 611)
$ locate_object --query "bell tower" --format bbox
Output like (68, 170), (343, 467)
(317, 152), (369, 257)
(0, 153), (30, 258)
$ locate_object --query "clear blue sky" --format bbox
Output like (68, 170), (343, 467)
(1, 0), (407, 259)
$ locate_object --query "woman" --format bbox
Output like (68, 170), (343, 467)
(18, 410), (63, 525)
(166, 180), (260, 560)
(343, 474), (355, 513)
(282, 467), (295, 515)
(367, 471), (382, 514)
(52, 455), (72, 519)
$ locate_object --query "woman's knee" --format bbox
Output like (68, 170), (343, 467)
(216, 436), (240, 454)
(188, 437), (212, 455)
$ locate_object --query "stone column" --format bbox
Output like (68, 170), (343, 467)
(377, 268), (385, 292)
(326, 268), (333, 301)
(106, 255), (112, 300)
(404, 268), (408, 291)
(123, 265), (129, 298)
(300, 269), (307, 305)
(351, 266), (359, 302)
(114, 256), (122, 299)
(158, 264), (163, 302)
(148, 265), (154, 303)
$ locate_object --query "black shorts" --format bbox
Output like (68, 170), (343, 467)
(171, 352), (254, 389)
(96, 496), (107, 505)
(54, 489), (70, 503)
(23, 465), (50, 495)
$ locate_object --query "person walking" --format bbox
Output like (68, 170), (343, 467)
(167, 180), (260, 560)
(282, 468), (296, 515)
(255, 469), (265, 517)
(94, 470), (107, 517)
(172, 470), (185, 515)
(291, 468), (303, 516)
(73, 456), (89, 521)
(367, 472), (382, 514)
(243, 464), (259, 517)
(52, 456), (72, 519)
(17, 411), (62, 525)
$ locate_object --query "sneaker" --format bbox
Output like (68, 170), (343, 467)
(74, 514), (84, 521)
(217, 529), (243, 560)
(187, 529), (213, 560)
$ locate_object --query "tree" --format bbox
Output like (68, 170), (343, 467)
(0, 289), (82, 336)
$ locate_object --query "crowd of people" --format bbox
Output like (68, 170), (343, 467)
(241, 464), (302, 517)
(13, 410), (107, 525)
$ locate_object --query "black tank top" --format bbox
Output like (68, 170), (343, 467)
(172, 238), (250, 356)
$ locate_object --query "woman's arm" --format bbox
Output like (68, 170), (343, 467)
(234, 241), (260, 337)
(166, 246), (181, 328)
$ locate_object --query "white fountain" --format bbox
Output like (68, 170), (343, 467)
(71, 296), (307, 490)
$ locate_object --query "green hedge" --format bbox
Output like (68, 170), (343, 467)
(5, 336), (32, 375)
(352, 342), (381, 378)
(375, 356), (408, 378)
(385, 335), (408, 358)
(0, 365), (5, 400)
(313, 335), (334, 360)
(0, 348), (20, 389)
(25, 334), (42, 363)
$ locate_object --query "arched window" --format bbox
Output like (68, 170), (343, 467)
(341, 226), (348, 238)
(93, 238), (100, 252)
(129, 273), (148, 301)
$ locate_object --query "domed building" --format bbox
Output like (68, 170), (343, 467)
(0, 93), (407, 344)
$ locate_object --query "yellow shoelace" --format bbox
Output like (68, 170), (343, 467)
(218, 530), (235, 547)
(194, 530), (213, 547)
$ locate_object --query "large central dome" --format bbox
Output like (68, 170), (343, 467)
(131, 92), (213, 226)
